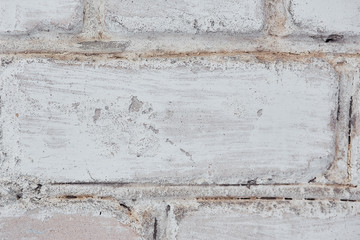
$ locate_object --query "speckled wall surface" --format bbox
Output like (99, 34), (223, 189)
(0, 0), (360, 239)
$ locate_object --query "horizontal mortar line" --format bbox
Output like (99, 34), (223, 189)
(195, 196), (360, 202)
(52, 194), (360, 203)
(1, 49), (360, 60)
(50, 182), (358, 188)
(0, 35), (358, 49)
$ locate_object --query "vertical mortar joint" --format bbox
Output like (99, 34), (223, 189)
(347, 96), (353, 182)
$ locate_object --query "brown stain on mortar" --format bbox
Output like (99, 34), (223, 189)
(4, 49), (360, 63)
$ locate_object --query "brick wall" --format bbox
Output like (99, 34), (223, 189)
(0, 0), (360, 239)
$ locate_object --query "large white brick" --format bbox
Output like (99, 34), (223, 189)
(0, 0), (83, 34)
(104, 0), (264, 34)
(289, 0), (360, 35)
(0, 212), (141, 240)
(0, 58), (337, 183)
(176, 201), (360, 240)
(351, 72), (360, 185)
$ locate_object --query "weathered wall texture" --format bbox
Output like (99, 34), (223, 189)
(0, 0), (360, 239)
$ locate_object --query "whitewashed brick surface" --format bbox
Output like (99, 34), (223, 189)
(0, 0), (83, 34)
(1, 0), (360, 239)
(104, 0), (264, 34)
(1, 58), (337, 183)
(289, 0), (360, 35)
(351, 72), (360, 186)
(0, 212), (141, 240)
(176, 201), (360, 240)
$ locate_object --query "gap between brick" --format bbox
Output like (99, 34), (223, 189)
(56, 194), (360, 203)
(347, 96), (353, 182)
(196, 196), (359, 202)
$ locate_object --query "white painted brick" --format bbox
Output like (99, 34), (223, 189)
(0, 0), (83, 34)
(176, 201), (360, 240)
(104, 0), (264, 34)
(1, 58), (337, 183)
(0, 212), (141, 239)
(289, 0), (360, 35)
(351, 71), (360, 185)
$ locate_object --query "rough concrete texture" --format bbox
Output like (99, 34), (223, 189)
(1, 0), (360, 239)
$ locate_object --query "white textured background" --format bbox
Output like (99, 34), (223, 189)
(0, 0), (360, 239)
